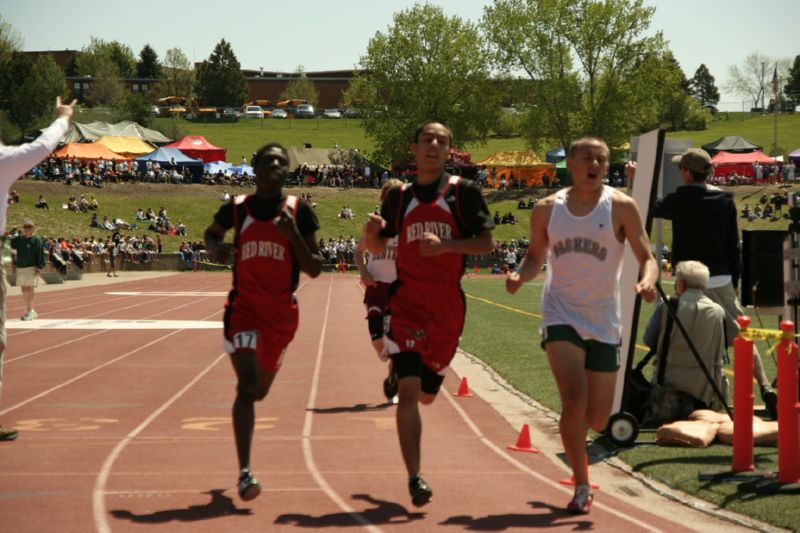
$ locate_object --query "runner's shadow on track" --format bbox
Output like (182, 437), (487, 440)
(441, 501), (592, 530)
(275, 493), (424, 527)
(110, 489), (251, 523)
(307, 402), (394, 414)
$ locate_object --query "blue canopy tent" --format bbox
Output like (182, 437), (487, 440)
(136, 147), (204, 182)
(230, 164), (254, 176)
(546, 147), (566, 163)
(204, 160), (233, 176)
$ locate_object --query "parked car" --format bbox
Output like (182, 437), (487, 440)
(150, 105), (160, 117)
(343, 107), (363, 118)
(222, 107), (241, 119)
(244, 105), (263, 119)
(323, 108), (342, 119)
(295, 103), (315, 118)
(270, 108), (288, 119)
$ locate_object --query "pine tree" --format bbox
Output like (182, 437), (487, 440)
(137, 44), (162, 79)
(690, 64), (720, 113)
(194, 39), (247, 107)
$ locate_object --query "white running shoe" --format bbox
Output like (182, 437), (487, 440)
(20, 310), (35, 321)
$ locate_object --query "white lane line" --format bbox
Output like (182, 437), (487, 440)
(442, 391), (664, 532)
(92, 352), (227, 533)
(0, 330), (184, 417)
(106, 292), (228, 297)
(302, 276), (382, 532)
(7, 319), (221, 330)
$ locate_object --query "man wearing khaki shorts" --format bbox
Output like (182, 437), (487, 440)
(11, 221), (46, 321)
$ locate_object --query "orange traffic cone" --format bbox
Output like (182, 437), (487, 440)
(454, 376), (473, 397)
(559, 457), (600, 489)
(473, 265), (480, 274)
(507, 423), (540, 453)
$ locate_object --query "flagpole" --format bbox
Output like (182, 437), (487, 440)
(773, 63), (779, 155)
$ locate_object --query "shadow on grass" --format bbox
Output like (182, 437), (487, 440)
(274, 493), (423, 527)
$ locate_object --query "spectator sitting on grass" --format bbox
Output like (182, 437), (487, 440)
(91, 212), (100, 228)
(35, 194), (48, 210)
(135, 208), (146, 220)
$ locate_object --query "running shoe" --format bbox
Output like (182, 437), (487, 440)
(0, 425), (18, 441)
(20, 310), (35, 321)
(237, 470), (262, 501)
(408, 474), (433, 507)
(567, 484), (593, 515)
(383, 373), (398, 401)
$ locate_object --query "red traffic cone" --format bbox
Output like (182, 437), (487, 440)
(507, 423), (540, 453)
(454, 376), (473, 397)
(473, 265), (480, 274)
(559, 457), (600, 489)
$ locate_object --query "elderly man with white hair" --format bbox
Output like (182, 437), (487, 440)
(643, 260), (728, 412)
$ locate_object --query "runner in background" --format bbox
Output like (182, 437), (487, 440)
(354, 178), (403, 402)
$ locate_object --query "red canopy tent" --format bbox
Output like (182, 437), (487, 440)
(711, 150), (777, 179)
(165, 136), (226, 163)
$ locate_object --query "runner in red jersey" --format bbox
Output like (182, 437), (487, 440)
(204, 142), (323, 502)
(363, 121), (495, 507)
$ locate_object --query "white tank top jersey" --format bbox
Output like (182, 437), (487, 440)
(541, 186), (625, 344)
(366, 236), (398, 283)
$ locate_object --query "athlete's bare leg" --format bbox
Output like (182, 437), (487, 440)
(230, 352), (276, 470)
(546, 341), (590, 486)
(396, 376), (422, 476)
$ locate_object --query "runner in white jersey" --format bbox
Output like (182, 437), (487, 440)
(355, 178), (403, 400)
(506, 137), (658, 515)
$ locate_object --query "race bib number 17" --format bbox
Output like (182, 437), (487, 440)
(233, 330), (258, 350)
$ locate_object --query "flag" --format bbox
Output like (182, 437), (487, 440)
(772, 64), (780, 96)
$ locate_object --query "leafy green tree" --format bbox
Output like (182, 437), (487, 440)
(194, 39), (247, 107)
(278, 66), (319, 106)
(482, 0), (666, 150)
(120, 92), (152, 126)
(87, 58), (125, 107)
(137, 44), (162, 79)
(75, 37), (136, 77)
(690, 64), (720, 113)
(785, 55), (800, 110)
(346, 4), (499, 166)
(655, 51), (694, 130)
(8, 54), (66, 133)
(0, 16), (23, 106)
(160, 47), (194, 99)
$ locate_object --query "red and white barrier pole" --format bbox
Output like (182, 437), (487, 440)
(777, 321), (800, 484)
(732, 315), (755, 473)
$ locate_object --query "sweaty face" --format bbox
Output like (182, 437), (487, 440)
(567, 141), (609, 186)
(255, 147), (289, 186)
(412, 123), (451, 173)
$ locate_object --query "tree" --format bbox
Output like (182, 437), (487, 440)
(278, 66), (320, 107)
(87, 58), (125, 107)
(137, 44), (162, 79)
(194, 39), (247, 107)
(689, 64), (720, 113)
(785, 55), (800, 110)
(345, 4), (499, 166)
(0, 16), (23, 106)
(160, 47), (194, 99)
(8, 54), (66, 134)
(120, 92), (152, 126)
(655, 51), (695, 130)
(482, 0), (666, 151)
(75, 37), (136, 77)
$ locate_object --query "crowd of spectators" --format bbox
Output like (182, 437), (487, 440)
(741, 191), (790, 221)
(30, 156), (194, 185)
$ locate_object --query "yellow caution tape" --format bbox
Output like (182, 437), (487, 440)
(738, 326), (797, 343)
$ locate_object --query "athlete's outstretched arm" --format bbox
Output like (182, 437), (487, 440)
(617, 195), (658, 302)
(363, 213), (388, 255)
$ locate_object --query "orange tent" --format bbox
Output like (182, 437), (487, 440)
(54, 143), (130, 161)
(478, 151), (555, 188)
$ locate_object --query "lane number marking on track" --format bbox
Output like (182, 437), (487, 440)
(181, 416), (276, 431)
(13, 417), (119, 432)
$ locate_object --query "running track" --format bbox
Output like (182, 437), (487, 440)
(0, 272), (742, 532)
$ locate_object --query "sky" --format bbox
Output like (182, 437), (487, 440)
(3, 0), (796, 111)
